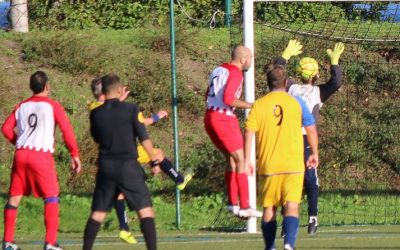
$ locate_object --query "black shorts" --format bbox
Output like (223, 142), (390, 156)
(91, 158), (152, 212)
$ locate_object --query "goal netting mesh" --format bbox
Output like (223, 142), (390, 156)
(208, 1), (400, 231)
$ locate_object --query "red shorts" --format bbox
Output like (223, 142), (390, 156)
(9, 149), (59, 198)
(204, 110), (243, 153)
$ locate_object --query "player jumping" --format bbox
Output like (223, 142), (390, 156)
(204, 45), (262, 218)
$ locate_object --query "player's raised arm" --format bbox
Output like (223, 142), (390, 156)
(281, 39), (303, 63)
(143, 110), (168, 126)
(320, 42), (345, 102)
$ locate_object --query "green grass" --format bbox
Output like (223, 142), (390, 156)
(0, 193), (398, 238)
(8, 225), (400, 249)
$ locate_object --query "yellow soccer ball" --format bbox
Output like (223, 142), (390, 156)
(296, 57), (319, 80)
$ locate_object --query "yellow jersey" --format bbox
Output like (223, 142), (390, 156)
(246, 91), (315, 175)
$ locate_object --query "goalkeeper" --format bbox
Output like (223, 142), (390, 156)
(276, 39), (344, 235)
(88, 78), (192, 244)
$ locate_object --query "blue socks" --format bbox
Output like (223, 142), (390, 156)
(283, 216), (299, 248)
(261, 220), (277, 250)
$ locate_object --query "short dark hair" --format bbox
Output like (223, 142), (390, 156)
(264, 64), (287, 90)
(101, 73), (121, 95)
(30, 71), (48, 94)
(91, 77), (103, 99)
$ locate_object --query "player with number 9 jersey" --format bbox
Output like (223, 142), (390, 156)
(246, 92), (315, 175)
(1, 71), (80, 250)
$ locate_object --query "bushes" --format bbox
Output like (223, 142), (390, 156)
(14, 25), (400, 192)
(28, 1), (388, 30)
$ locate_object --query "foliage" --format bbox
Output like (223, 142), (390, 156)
(26, 1), (397, 30)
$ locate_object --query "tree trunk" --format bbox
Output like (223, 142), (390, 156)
(10, 0), (29, 32)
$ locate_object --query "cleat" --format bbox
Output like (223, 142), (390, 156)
(283, 243), (294, 250)
(238, 208), (263, 218)
(119, 230), (137, 244)
(44, 243), (63, 250)
(2, 242), (21, 250)
(177, 172), (193, 191)
(227, 205), (240, 216)
(308, 216), (318, 235)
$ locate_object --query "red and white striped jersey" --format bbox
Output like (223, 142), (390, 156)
(1, 96), (79, 156)
(206, 63), (243, 116)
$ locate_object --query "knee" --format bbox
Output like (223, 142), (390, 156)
(7, 195), (23, 207)
(91, 211), (107, 223)
(138, 207), (155, 219)
(284, 202), (299, 217)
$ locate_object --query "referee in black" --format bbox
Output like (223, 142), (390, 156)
(83, 73), (162, 250)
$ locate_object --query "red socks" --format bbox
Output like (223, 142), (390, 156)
(44, 202), (59, 245)
(236, 173), (250, 209)
(4, 200), (59, 244)
(4, 205), (18, 242)
(225, 171), (239, 206)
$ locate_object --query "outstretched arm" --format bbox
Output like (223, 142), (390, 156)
(320, 42), (345, 102)
(144, 110), (168, 126)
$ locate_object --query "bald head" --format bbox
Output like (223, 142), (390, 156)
(231, 45), (253, 71)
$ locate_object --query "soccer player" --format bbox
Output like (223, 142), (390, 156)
(204, 45), (262, 218)
(1, 71), (82, 250)
(277, 39), (345, 234)
(83, 73), (162, 250)
(88, 78), (192, 244)
(244, 65), (319, 250)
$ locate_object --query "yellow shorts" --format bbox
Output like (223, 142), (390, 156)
(258, 173), (304, 208)
(137, 145), (158, 164)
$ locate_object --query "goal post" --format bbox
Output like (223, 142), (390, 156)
(243, 0), (257, 234)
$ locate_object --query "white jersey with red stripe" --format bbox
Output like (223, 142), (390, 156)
(206, 63), (243, 116)
(1, 96), (79, 156)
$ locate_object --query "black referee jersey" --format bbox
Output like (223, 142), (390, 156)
(90, 98), (149, 160)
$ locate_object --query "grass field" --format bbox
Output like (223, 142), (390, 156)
(8, 225), (400, 249)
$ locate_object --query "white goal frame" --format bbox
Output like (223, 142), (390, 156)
(243, 0), (398, 234)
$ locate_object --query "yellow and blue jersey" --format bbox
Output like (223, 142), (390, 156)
(245, 91), (314, 175)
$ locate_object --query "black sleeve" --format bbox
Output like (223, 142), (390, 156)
(319, 65), (343, 103)
(132, 106), (149, 142)
(89, 111), (99, 144)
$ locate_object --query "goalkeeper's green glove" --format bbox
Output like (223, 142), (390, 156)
(282, 39), (303, 61)
(327, 42), (345, 65)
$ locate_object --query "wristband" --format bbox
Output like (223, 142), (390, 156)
(150, 160), (160, 168)
(152, 113), (160, 123)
